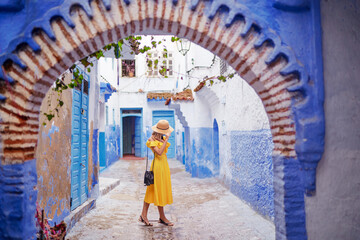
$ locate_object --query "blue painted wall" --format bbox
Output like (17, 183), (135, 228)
(99, 132), (106, 167)
(273, 155), (306, 239)
(188, 128), (214, 178)
(91, 129), (99, 188)
(105, 125), (120, 167)
(228, 130), (274, 219)
(0, 159), (37, 239)
(182, 128), (274, 220)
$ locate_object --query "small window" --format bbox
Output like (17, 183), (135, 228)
(83, 79), (89, 95)
(122, 60), (136, 77)
(146, 51), (173, 77)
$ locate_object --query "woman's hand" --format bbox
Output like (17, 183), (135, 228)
(165, 132), (171, 140)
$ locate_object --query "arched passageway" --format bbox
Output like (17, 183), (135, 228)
(0, 0), (325, 239)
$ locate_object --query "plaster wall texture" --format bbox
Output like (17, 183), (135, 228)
(222, 76), (270, 131)
(35, 72), (73, 225)
(305, 1), (360, 239)
(105, 125), (121, 167)
(88, 63), (100, 198)
(181, 49), (274, 219)
(0, 159), (37, 239)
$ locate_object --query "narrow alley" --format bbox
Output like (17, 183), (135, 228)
(66, 158), (275, 240)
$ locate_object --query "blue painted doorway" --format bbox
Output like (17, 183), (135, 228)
(121, 109), (143, 157)
(70, 69), (89, 211)
(152, 111), (175, 158)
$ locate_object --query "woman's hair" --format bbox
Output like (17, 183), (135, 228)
(152, 131), (163, 141)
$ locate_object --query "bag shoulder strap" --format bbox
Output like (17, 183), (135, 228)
(146, 141), (155, 171)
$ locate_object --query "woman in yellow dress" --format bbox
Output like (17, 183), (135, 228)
(139, 120), (174, 226)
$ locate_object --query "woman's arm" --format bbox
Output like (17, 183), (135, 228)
(150, 133), (170, 156)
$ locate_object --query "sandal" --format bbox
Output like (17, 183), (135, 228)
(159, 218), (174, 226)
(139, 215), (153, 226)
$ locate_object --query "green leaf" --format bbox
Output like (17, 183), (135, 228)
(44, 113), (55, 121)
(171, 36), (179, 42)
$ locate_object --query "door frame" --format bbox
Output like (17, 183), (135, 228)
(120, 108), (143, 158)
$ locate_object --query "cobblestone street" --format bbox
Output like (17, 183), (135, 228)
(66, 159), (275, 240)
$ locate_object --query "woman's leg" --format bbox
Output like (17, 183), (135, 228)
(157, 206), (174, 226)
(139, 201), (152, 226)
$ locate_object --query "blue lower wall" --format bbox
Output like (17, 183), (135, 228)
(0, 159), (37, 239)
(188, 127), (215, 178)
(91, 129), (99, 187)
(228, 129), (274, 220)
(273, 155), (307, 239)
(105, 125), (120, 167)
(182, 127), (275, 220)
(99, 132), (105, 167)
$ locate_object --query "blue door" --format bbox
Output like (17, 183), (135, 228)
(122, 117), (132, 155)
(213, 119), (219, 175)
(71, 70), (89, 210)
(152, 111), (175, 158)
(134, 116), (142, 157)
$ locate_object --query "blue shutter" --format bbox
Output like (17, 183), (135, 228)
(71, 89), (81, 210)
(134, 117), (142, 157)
(71, 68), (89, 210)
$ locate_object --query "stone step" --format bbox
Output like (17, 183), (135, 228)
(99, 177), (121, 196)
(64, 177), (120, 232)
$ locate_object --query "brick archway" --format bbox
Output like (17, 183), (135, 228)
(0, 0), (324, 239)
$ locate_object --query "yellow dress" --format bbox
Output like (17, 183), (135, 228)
(144, 139), (173, 207)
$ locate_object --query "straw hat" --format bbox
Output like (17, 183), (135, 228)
(152, 120), (174, 134)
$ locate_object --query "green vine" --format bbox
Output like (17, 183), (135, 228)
(43, 35), (234, 125)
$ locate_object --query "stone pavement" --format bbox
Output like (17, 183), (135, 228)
(66, 159), (275, 240)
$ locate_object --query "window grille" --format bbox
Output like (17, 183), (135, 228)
(147, 52), (173, 77)
(220, 58), (228, 75)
